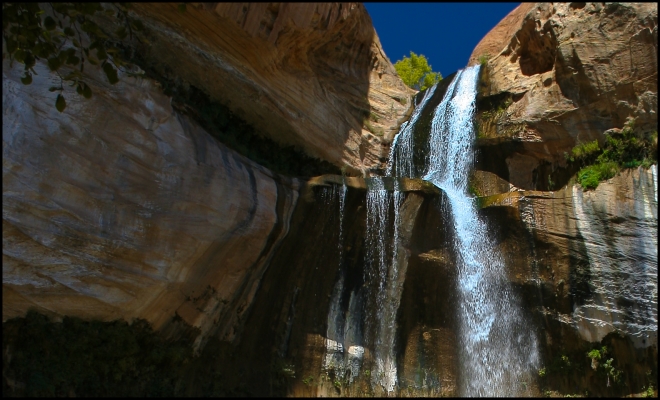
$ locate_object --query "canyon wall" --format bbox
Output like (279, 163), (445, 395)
(128, 3), (414, 175)
(479, 166), (657, 396)
(469, 2), (657, 190)
(2, 2), (657, 397)
(3, 1), (414, 349)
(2, 57), (299, 349)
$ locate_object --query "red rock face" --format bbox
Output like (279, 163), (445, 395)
(468, 3), (537, 68)
(468, 3), (657, 190)
(130, 3), (414, 175)
(2, 56), (299, 350)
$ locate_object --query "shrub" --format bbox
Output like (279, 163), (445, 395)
(577, 161), (619, 190)
(570, 140), (600, 162)
(3, 311), (193, 397)
(394, 51), (442, 91)
(572, 119), (657, 190)
(2, 3), (146, 112)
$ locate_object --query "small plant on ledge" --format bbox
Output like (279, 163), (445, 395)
(572, 119), (657, 190)
(479, 53), (491, 66)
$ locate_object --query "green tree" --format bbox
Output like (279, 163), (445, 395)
(394, 51), (442, 91)
(2, 2), (144, 112)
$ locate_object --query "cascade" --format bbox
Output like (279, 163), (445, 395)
(386, 65), (539, 396)
(323, 184), (365, 383)
(364, 177), (398, 393)
(325, 64), (539, 396)
(386, 84), (437, 178)
(423, 65), (538, 396)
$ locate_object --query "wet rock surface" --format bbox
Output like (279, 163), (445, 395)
(2, 2), (657, 398)
(479, 166), (658, 396)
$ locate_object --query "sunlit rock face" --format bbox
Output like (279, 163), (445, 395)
(468, 2), (657, 190)
(478, 166), (657, 395)
(2, 58), (299, 349)
(521, 167), (657, 348)
(128, 3), (415, 175)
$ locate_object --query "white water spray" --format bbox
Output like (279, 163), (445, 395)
(386, 84), (438, 178)
(363, 177), (409, 394)
(420, 65), (539, 396)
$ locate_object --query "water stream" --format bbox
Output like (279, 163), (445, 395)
(325, 64), (539, 396)
(388, 65), (539, 396)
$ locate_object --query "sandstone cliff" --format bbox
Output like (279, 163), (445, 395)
(3, 2), (658, 397)
(469, 2), (657, 190)
(478, 166), (657, 396)
(128, 3), (414, 175)
(2, 1), (415, 349)
(2, 57), (299, 349)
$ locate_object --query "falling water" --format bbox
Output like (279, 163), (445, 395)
(386, 84), (438, 178)
(364, 177), (407, 394)
(340, 63), (538, 395)
(419, 65), (539, 396)
(324, 184), (367, 383)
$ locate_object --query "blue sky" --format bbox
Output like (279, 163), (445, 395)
(364, 3), (520, 79)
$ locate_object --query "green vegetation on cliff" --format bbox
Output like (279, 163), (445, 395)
(394, 51), (442, 91)
(3, 2), (339, 177)
(2, 3), (145, 112)
(3, 311), (297, 396)
(569, 119), (657, 190)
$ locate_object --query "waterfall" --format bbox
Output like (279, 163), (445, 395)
(386, 84), (438, 178)
(363, 177), (409, 394)
(420, 65), (539, 396)
(323, 184), (366, 384)
(327, 64), (538, 396)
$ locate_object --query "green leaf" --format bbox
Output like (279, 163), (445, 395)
(131, 19), (144, 31)
(66, 55), (80, 65)
(20, 73), (33, 85)
(24, 52), (36, 69)
(44, 16), (56, 30)
(55, 94), (66, 112)
(82, 82), (92, 99)
(47, 56), (62, 71)
(178, 3), (187, 13)
(96, 46), (107, 61)
(48, 86), (59, 92)
(14, 49), (26, 63)
(102, 62), (119, 84)
(115, 26), (127, 40)
(63, 70), (82, 80)
(64, 27), (75, 36)
(394, 51), (439, 91)
(6, 38), (18, 54)
(76, 83), (84, 95)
